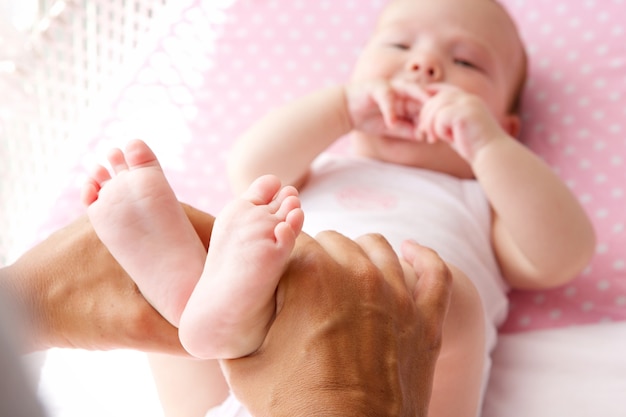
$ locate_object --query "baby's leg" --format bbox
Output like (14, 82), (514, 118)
(429, 264), (486, 417)
(179, 175), (304, 359)
(82, 139), (206, 327)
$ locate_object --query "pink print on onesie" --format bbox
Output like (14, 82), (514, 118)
(335, 186), (398, 211)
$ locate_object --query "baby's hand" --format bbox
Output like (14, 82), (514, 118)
(417, 85), (508, 162)
(345, 79), (430, 139)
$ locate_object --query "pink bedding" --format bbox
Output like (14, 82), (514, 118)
(39, 0), (626, 333)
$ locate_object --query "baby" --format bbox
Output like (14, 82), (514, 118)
(226, 0), (596, 415)
(84, 0), (596, 416)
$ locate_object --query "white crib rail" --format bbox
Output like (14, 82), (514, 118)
(0, 0), (168, 264)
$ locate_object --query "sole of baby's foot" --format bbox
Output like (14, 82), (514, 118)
(83, 139), (206, 327)
(179, 174), (304, 359)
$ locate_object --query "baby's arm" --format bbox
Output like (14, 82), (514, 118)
(473, 136), (596, 289)
(228, 80), (427, 194)
(419, 86), (596, 289)
(228, 86), (353, 194)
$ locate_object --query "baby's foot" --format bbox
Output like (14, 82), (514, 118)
(82, 139), (205, 326)
(179, 175), (304, 359)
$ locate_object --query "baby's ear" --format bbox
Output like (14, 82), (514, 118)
(501, 114), (522, 139)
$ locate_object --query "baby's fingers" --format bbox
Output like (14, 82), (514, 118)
(391, 79), (431, 103)
(371, 84), (398, 127)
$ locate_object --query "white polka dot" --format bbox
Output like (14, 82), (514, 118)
(584, 0), (596, 8)
(311, 61), (325, 72)
(551, 71), (564, 81)
(596, 45), (609, 55)
(564, 286), (578, 297)
(581, 302), (594, 312)
(597, 243), (609, 255)
(563, 84), (576, 94)
(579, 193), (593, 204)
(579, 159), (591, 169)
(595, 173), (608, 183)
(541, 24), (553, 34)
(580, 64), (592, 74)
(582, 31), (595, 42)
(277, 13), (290, 24)
(569, 17), (581, 28)
(616, 296), (626, 307)
(577, 129), (590, 138)
(597, 280), (611, 291)
(614, 260), (625, 271)
(553, 37), (566, 48)
(555, 4), (568, 14)
(549, 134), (561, 144)
(251, 15), (264, 25)
(527, 10), (540, 21)
(254, 90), (267, 101)
(549, 309), (562, 319)
(288, 29), (302, 40)
(597, 12), (610, 22)
(534, 294), (547, 305)
(535, 91), (548, 101)
(314, 30), (327, 40)
(594, 78), (606, 88)
(613, 223), (624, 234)
(518, 315), (532, 327)
(318, 1), (331, 11)
(596, 208), (609, 219)
(612, 188), (624, 199)
(567, 50), (579, 61)
(538, 57), (551, 68)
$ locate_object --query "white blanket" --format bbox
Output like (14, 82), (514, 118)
(37, 322), (626, 417)
(483, 322), (626, 417)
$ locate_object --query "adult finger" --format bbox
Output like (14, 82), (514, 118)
(400, 240), (452, 323)
(313, 230), (370, 267)
(354, 233), (410, 294)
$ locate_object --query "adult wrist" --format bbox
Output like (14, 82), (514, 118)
(0, 262), (46, 352)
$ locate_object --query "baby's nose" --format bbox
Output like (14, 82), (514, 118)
(406, 57), (442, 82)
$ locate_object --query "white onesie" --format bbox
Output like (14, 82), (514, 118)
(207, 153), (510, 417)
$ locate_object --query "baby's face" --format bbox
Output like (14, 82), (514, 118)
(352, 0), (525, 122)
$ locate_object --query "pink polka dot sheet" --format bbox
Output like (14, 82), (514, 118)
(40, 0), (625, 334)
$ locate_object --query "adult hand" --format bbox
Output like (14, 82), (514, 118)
(0, 204), (214, 355)
(221, 231), (452, 417)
